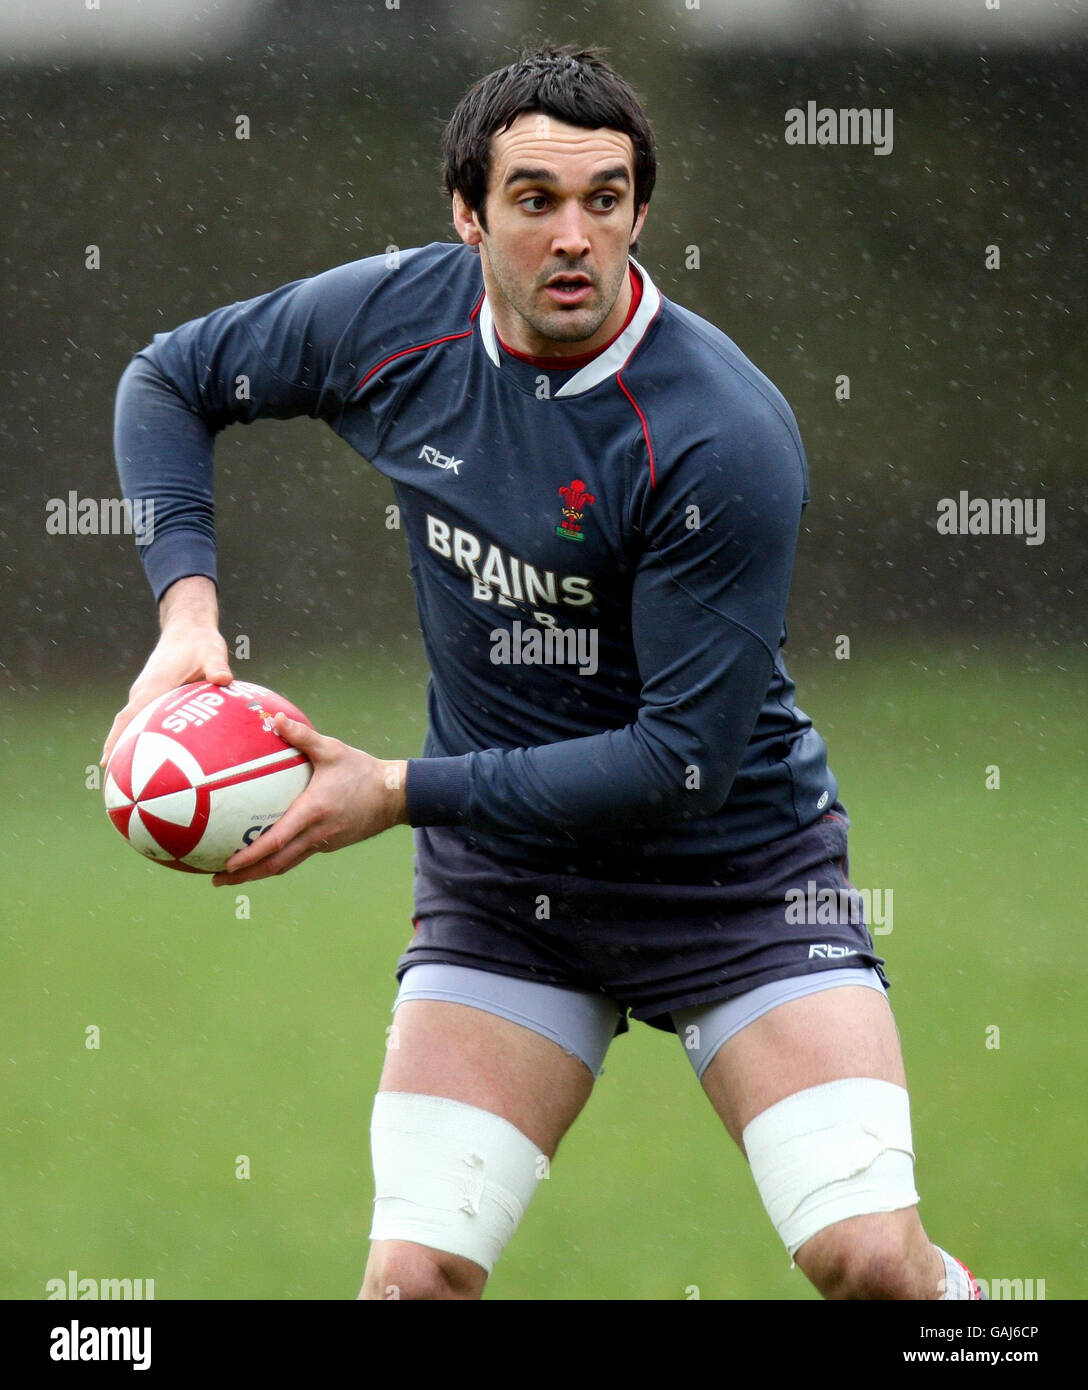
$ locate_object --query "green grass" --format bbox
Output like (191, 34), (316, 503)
(3, 643), (1085, 1300)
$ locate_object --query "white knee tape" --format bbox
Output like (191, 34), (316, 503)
(369, 1091), (544, 1276)
(742, 1078), (920, 1258)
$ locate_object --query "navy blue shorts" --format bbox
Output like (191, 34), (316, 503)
(396, 804), (889, 1035)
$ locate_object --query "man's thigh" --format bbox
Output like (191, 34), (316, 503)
(697, 983), (906, 1149)
(361, 987), (603, 1298)
(379, 996), (596, 1156)
(694, 983), (935, 1292)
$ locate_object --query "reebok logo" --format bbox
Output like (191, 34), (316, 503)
(419, 443), (463, 475)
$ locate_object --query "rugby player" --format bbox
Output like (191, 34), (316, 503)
(104, 46), (982, 1301)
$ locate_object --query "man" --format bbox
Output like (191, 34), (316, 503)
(105, 46), (981, 1301)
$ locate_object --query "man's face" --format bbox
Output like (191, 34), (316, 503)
(452, 113), (649, 357)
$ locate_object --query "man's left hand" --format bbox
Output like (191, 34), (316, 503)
(211, 713), (408, 886)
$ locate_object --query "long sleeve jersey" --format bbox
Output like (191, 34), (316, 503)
(114, 241), (838, 879)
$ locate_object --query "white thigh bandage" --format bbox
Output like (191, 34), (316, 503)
(742, 1078), (920, 1258)
(369, 1091), (544, 1275)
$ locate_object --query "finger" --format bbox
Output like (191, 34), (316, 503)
(101, 719), (122, 767)
(101, 684), (168, 765)
(220, 798), (322, 872)
(212, 841), (319, 887)
(101, 704), (139, 766)
(271, 712), (324, 756)
(101, 659), (232, 766)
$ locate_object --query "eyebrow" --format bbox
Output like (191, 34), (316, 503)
(503, 165), (631, 191)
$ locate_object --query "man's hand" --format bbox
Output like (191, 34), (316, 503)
(211, 714), (409, 886)
(101, 577), (232, 766)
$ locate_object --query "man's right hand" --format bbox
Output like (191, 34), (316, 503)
(100, 576), (233, 766)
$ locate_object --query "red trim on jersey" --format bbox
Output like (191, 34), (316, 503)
(617, 376), (656, 489)
(615, 283), (663, 489)
(354, 291), (485, 392)
(495, 265), (643, 370)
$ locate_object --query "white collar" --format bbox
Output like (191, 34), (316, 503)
(478, 256), (661, 398)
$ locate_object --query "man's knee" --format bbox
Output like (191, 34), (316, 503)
(360, 1239), (487, 1301)
(740, 1076), (942, 1297)
(794, 1211), (936, 1300)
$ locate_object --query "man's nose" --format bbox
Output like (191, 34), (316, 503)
(549, 201), (592, 260)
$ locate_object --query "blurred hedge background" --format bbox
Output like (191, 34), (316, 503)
(1, 0), (1084, 688)
(2, 0), (1085, 1305)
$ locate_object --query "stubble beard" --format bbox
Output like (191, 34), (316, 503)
(483, 238), (629, 348)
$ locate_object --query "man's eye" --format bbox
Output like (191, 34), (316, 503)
(593, 194), (619, 211)
(521, 195), (550, 212)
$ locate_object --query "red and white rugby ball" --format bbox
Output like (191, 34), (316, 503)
(103, 680), (313, 873)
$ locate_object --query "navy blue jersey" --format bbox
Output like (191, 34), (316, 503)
(114, 241), (838, 876)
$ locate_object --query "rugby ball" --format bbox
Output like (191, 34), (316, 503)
(103, 679), (314, 873)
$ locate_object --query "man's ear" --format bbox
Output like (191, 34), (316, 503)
(452, 191), (484, 248)
(630, 200), (650, 246)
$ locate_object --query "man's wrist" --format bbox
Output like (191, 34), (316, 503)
(382, 759), (410, 827)
(159, 575), (220, 631)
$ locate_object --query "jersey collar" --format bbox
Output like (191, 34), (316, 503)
(478, 257), (661, 398)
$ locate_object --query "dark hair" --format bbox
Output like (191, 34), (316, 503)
(442, 44), (656, 238)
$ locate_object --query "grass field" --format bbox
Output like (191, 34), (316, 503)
(4, 642), (1085, 1300)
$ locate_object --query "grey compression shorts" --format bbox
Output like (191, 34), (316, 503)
(392, 961), (887, 1080)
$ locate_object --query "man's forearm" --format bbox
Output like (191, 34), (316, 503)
(403, 629), (772, 835)
(115, 354), (220, 605)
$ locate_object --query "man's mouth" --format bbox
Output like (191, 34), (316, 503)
(543, 274), (593, 306)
